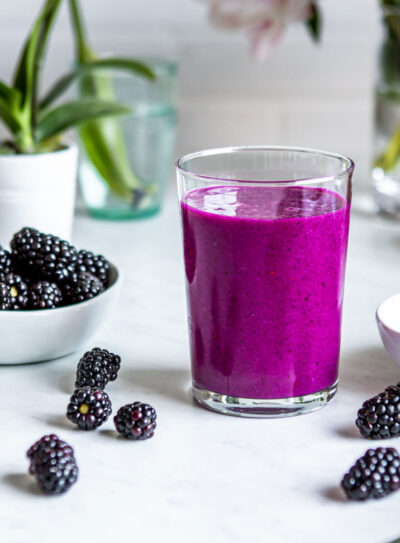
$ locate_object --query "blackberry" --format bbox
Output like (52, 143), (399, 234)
(66, 386), (112, 430)
(0, 245), (12, 280)
(27, 434), (78, 495)
(341, 447), (400, 500)
(356, 385), (400, 439)
(29, 281), (63, 309)
(114, 402), (157, 440)
(11, 227), (77, 283)
(0, 273), (29, 309)
(75, 347), (121, 389)
(0, 283), (11, 310)
(76, 250), (111, 287)
(64, 272), (104, 304)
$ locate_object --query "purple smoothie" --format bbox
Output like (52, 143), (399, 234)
(181, 185), (350, 399)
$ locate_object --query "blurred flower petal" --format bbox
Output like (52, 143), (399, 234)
(250, 20), (284, 60)
(205, 0), (316, 59)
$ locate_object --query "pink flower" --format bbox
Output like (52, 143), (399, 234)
(206, 0), (316, 60)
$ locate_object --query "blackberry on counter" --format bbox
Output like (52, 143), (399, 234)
(27, 434), (78, 495)
(76, 250), (110, 287)
(29, 281), (63, 309)
(64, 272), (104, 304)
(0, 283), (11, 310)
(75, 347), (121, 389)
(114, 402), (157, 440)
(0, 245), (12, 280)
(0, 273), (29, 309)
(356, 385), (400, 439)
(66, 387), (112, 430)
(11, 227), (77, 283)
(341, 447), (400, 500)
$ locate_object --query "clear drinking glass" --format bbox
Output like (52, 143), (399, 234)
(79, 59), (177, 220)
(372, 5), (400, 214)
(176, 147), (354, 418)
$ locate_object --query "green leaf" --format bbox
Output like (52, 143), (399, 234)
(374, 122), (400, 171)
(306, 3), (321, 42)
(40, 58), (155, 110)
(79, 122), (138, 200)
(13, 0), (61, 105)
(0, 97), (22, 135)
(35, 99), (130, 143)
(69, 0), (96, 64)
(0, 81), (22, 112)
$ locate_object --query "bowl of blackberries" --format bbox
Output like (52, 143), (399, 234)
(0, 227), (121, 364)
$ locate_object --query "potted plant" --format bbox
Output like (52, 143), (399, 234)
(0, 0), (154, 243)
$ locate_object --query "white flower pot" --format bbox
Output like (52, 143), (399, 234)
(0, 144), (78, 246)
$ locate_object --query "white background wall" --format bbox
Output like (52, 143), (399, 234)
(0, 0), (380, 189)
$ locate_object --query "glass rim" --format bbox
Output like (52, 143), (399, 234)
(176, 146), (355, 185)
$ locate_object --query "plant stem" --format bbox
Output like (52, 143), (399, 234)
(69, 0), (88, 62)
(374, 122), (400, 171)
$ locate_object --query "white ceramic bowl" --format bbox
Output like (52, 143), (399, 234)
(376, 294), (400, 368)
(0, 263), (121, 365)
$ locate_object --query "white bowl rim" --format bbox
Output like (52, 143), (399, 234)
(0, 261), (121, 315)
(376, 293), (400, 334)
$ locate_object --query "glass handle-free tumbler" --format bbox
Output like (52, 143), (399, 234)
(176, 146), (354, 418)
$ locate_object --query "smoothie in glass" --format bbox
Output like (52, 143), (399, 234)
(181, 185), (350, 400)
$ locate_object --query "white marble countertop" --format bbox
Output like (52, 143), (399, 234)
(2, 189), (400, 543)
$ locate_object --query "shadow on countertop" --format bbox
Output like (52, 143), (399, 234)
(321, 485), (347, 503)
(3, 473), (44, 496)
(122, 367), (192, 406)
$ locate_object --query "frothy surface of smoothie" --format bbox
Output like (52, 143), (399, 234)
(181, 185), (350, 399)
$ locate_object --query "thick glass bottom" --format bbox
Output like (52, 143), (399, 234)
(193, 381), (338, 418)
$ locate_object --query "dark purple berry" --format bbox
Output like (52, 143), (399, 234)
(29, 280), (63, 309)
(64, 272), (104, 304)
(0, 273), (29, 309)
(66, 386), (112, 430)
(75, 347), (121, 389)
(114, 402), (157, 440)
(0, 245), (12, 280)
(76, 250), (110, 287)
(27, 434), (78, 495)
(356, 384), (400, 439)
(11, 227), (77, 283)
(341, 447), (400, 500)
(0, 283), (12, 309)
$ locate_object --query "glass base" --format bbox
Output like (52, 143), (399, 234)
(193, 381), (337, 418)
(87, 205), (161, 221)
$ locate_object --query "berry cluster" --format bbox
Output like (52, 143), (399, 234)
(28, 346), (157, 495)
(0, 227), (111, 310)
(66, 347), (157, 439)
(340, 382), (400, 501)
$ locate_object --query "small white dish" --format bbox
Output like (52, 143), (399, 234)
(376, 294), (400, 367)
(0, 263), (121, 365)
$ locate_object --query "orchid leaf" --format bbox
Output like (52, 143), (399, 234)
(79, 122), (136, 200)
(306, 3), (321, 42)
(0, 81), (22, 112)
(36, 99), (130, 143)
(13, 0), (61, 109)
(0, 98), (21, 135)
(40, 58), (155, 110)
